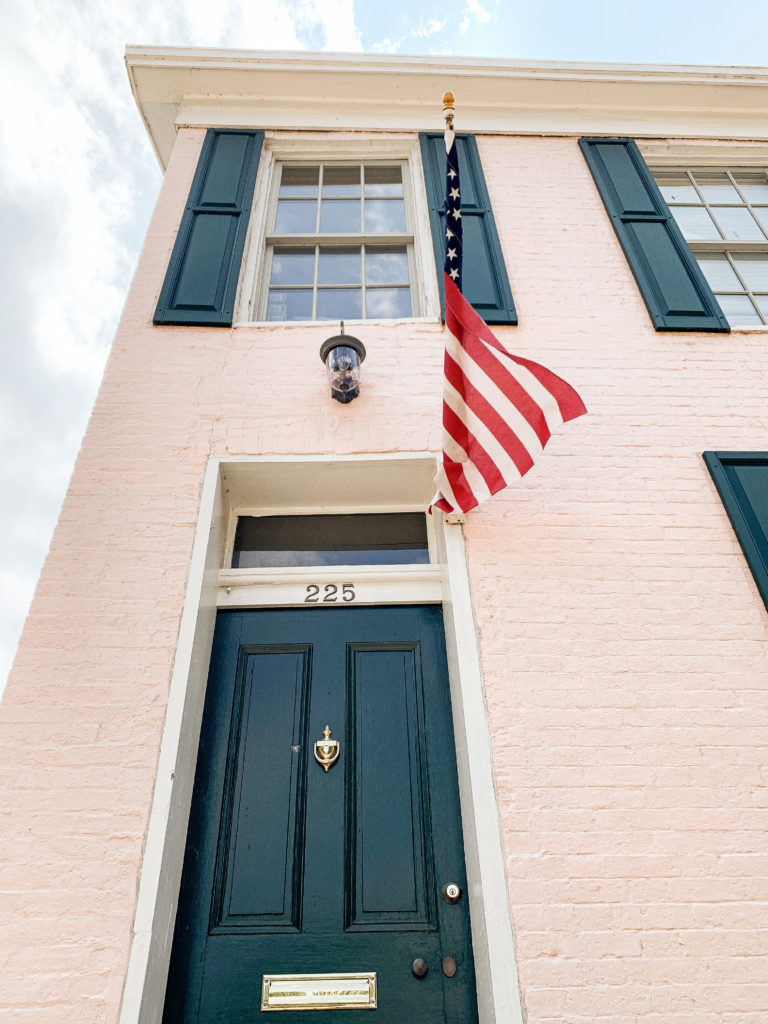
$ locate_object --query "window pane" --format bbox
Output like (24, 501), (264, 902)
(754, 295), (768, 321)
(322, 166), (361, 196)
(317, 288), (362, 320)
(364, 166), (403, 196)
(232, 513), (430, 569)
(320, 200), (361, 233)
(318, 248), (362, 285)
(366, 287), (412, 318)
(735, 178), (768, 203)
(274, 199), (317, 233)
(695, 176), (741, 204)
(658, 179), (699, 204)
(753, 208), (768, 235)
(696, 255), (741, 292)
(270, 248), (315, 286)
(716, 294), (762, 326)
(670, 206), (720, 240)
(364, 199), (406, 233)
(266, 289), (313, 321)
(711, 206), (766, 241)
(280, 167), (319, 196)
(366, 247), (409, 284)
(732, 256), (768, 292)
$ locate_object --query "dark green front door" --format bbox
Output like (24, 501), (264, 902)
(163, 605), (478, 1023)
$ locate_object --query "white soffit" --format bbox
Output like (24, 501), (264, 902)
(125, 46), (768, 169)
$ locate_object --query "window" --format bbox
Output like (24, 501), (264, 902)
(656, 171), (768, 326)
(260, 161), (416, 322)
(231, 513), (430, 568)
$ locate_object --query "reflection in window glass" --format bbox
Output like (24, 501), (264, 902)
(317, 288), (362, 320)
(658, 180), (699, 204)
(712, 206), (765, 241)
(364, 199), (406, 233)
(366, 248), (409, 284)
(671, 206), (720, 240)
(320, 200), (361, 234)
(322, 166), (361, 196)
(266, 289), (313, 321)
(733, 257), (768, 292)
(274, 200), (317, 234)
(716, 294), (762, 326)
(366, 288), (412, 318)
(270, 249), (314, 286)
(232, 513), (430, 568)
(318, 249), (361, 285)
(279, 167), (319, 195)
(697, 255), (741, 292)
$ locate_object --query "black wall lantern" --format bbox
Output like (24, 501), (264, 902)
(319, 323), (366, 404)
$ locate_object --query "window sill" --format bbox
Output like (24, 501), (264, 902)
(233, 316), (441, 329)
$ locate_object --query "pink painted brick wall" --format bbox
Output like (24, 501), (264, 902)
(1, 126), (766, 1023)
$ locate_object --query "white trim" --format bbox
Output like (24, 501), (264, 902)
(118, 454), (523, 1024)
(125, 47), (768, 170)
(218, 565), (442, 608)
(640, 139), (768, 167)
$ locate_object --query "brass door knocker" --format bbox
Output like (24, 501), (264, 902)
(314, 725), (340, 772)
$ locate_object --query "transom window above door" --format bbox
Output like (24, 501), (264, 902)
(263, 163), (414, 321)
(654, 169), (768, 326)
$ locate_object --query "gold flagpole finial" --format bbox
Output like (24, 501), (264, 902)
(443, 91), (455, 130)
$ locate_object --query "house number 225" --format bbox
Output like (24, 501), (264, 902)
(305, 583), (356, 603)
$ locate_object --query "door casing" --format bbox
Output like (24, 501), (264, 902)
(118, 454), (523, 1024)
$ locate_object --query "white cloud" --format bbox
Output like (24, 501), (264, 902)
(460, 0), (491, 32)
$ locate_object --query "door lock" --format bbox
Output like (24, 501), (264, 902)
(442, 882), (463, 904)
(412, 958), (428, 979)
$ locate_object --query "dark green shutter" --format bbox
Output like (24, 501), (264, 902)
(154, 129), (264, 327)
(704, 452), (768, 610)
(419, 133), (517, 325)
(580, 138), (729, 332)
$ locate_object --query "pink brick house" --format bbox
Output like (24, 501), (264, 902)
(2, 47), (768, 1024)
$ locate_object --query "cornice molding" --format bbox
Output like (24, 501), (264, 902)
(125, 46), (768, 169)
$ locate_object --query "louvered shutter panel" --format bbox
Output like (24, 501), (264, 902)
(580, 138), (729, 332)
(419, 132), (517, 325)
(154, 129), (264, 327)
(704, 452), (768, 610)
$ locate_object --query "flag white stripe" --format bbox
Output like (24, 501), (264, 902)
(445, 332), (546, 458)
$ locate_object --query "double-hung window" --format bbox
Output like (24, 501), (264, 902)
(656, 170), (768, 327)
(261, 162), (415, 322)
(153, 130), (514, 328)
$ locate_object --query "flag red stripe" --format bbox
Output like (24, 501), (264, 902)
(441, 456), (478, 511)
(444, 351), (534, 479)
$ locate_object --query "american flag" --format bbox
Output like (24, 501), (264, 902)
(432, 122), (587, 514)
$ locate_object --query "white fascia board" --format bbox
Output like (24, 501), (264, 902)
(124, 46), (768, 169)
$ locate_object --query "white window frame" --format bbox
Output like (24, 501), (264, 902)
(653, 166), (768, 327)
(235, 135), (440, 325)
(641, 143), (768, 331)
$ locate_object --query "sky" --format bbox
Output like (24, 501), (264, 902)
(1, 0), (767, 695)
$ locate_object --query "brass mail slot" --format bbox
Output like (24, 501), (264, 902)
(261, 972), (377, 1011)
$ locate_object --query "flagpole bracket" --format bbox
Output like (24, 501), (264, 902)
(444, 513), (466, 525)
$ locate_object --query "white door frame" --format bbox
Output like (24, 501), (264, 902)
(118, 453), (523, 1024)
